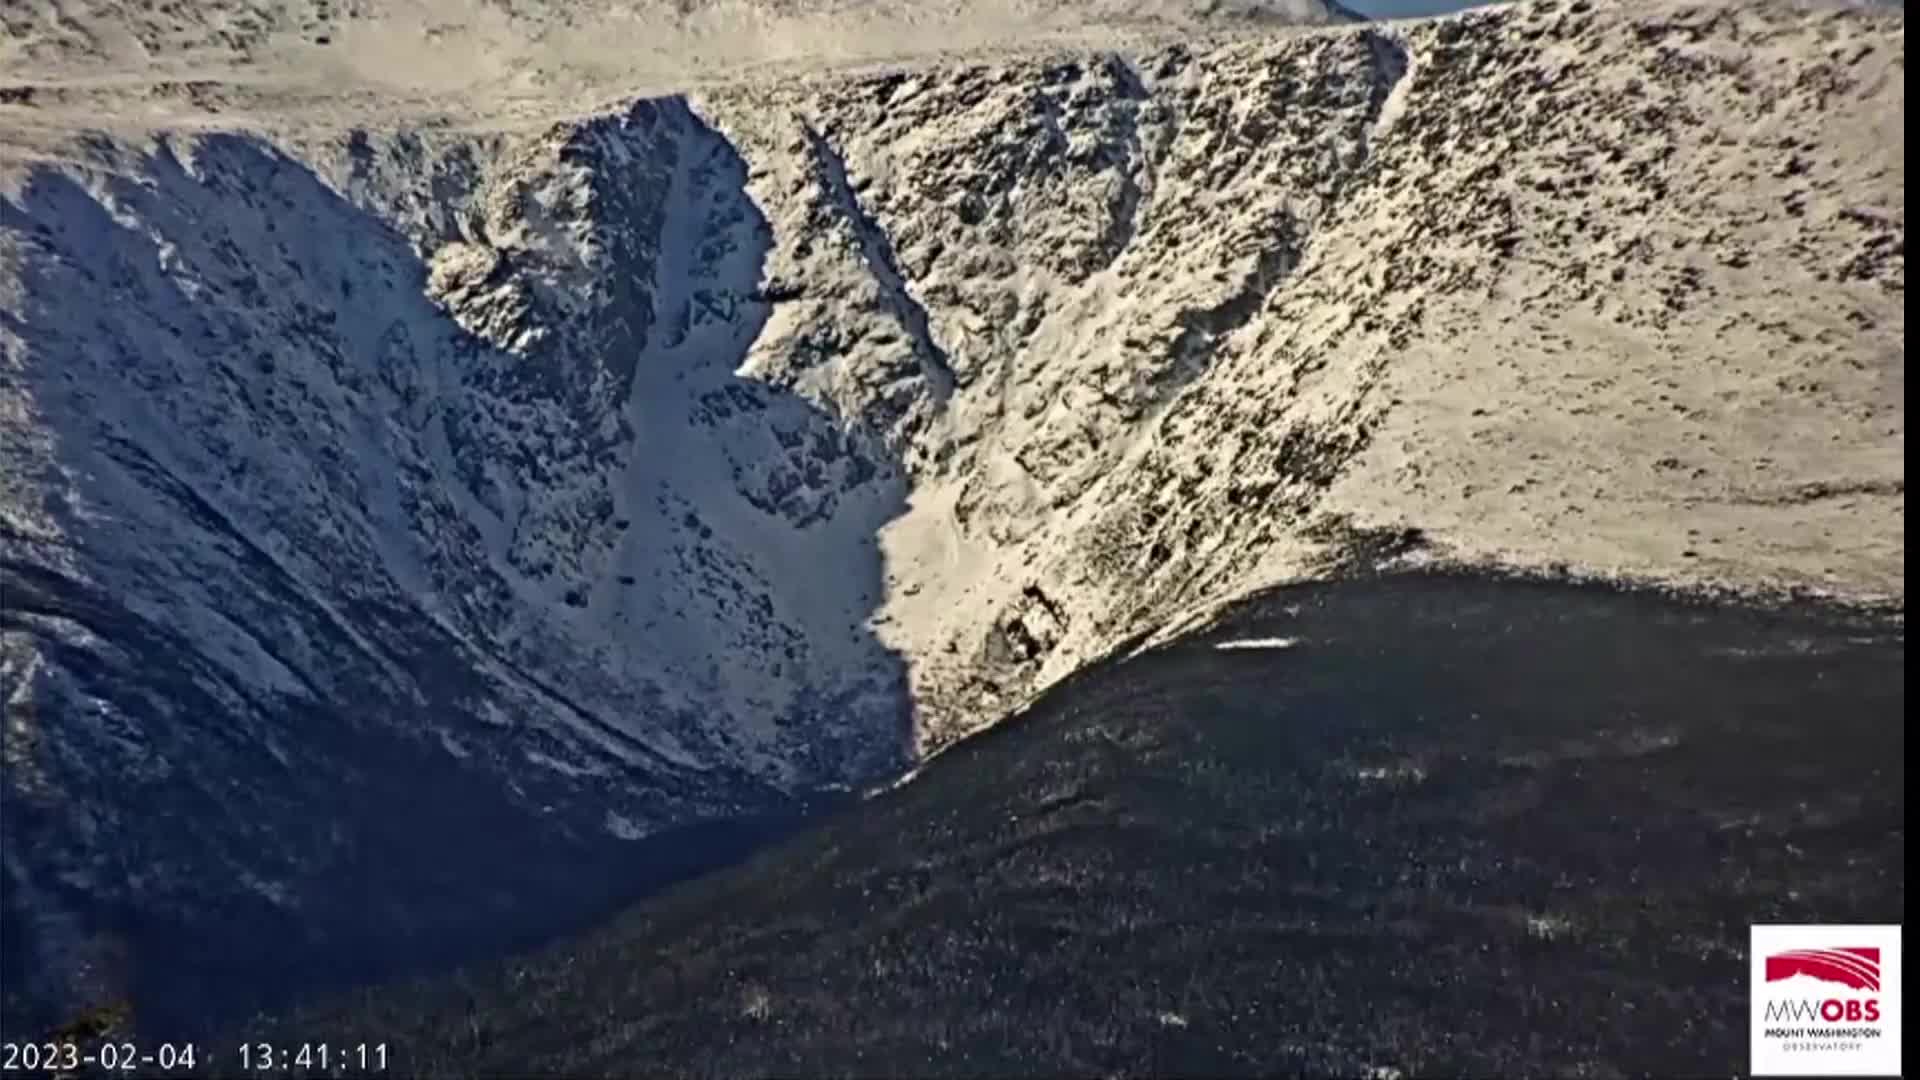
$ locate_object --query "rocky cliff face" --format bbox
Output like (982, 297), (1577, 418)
(0, 0), (1904, 1032)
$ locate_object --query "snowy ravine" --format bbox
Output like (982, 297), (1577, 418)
(0, 0), (1905, 1029)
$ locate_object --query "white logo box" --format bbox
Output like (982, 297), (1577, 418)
(1751, 924), (1902, 1077)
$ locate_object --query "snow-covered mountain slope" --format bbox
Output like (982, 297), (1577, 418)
(0, 0), (1904, 1033)
(0, 0), (1359, 140)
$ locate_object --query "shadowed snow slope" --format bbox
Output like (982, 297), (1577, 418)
(0, 0), (1905, 1035)
(268, 572), (1904, 1078)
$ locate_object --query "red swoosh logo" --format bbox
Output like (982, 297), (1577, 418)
(1765, 948), (1881, 992)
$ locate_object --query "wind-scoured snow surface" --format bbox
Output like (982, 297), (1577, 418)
(0, 0), (1905, 1033)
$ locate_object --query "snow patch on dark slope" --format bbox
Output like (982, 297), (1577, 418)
(0, 0), (1905, 1035)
